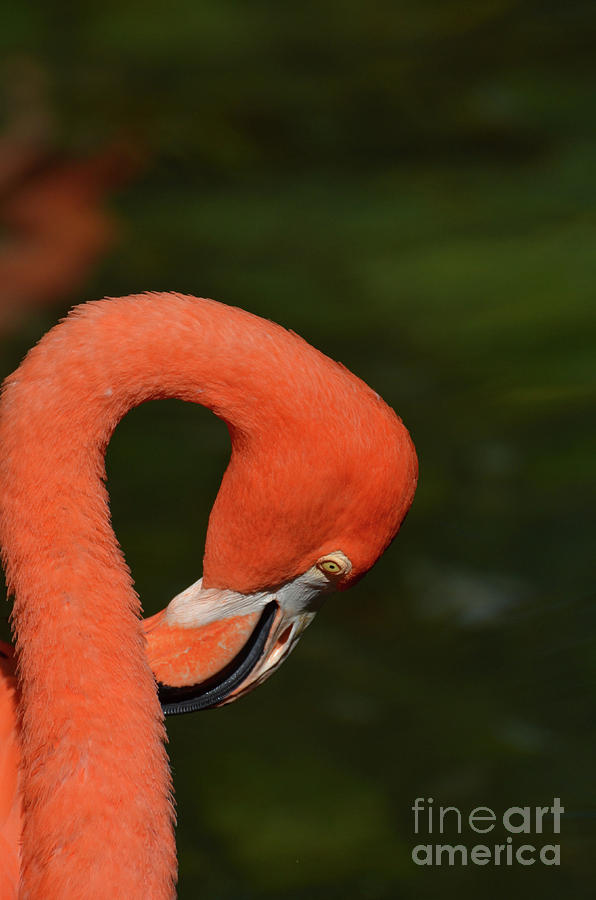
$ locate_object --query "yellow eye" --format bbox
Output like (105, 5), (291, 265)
(315, 552), (352, 579)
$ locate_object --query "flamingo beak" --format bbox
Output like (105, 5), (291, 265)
(143, 554), (350, 715)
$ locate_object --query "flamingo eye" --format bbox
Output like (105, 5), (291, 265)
(315, 551), (352, 579)
(316, 556), (347, 576)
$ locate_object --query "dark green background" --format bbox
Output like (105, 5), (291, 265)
(1, 1), (595, 897)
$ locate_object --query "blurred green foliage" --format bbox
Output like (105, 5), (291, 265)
(1, 0), (595, 898)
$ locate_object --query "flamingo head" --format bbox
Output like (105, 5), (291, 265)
(145, 413), (417, 714)
(144, 550), (355, 713)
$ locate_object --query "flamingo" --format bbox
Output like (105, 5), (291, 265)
(0, 293), (417, 897)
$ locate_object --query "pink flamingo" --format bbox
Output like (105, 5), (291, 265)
(0, 293), (417, 897)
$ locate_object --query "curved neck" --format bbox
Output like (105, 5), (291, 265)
(2, 293), (409, 598)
